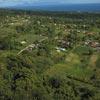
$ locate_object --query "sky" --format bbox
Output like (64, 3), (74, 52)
(0, 0), (100, 7)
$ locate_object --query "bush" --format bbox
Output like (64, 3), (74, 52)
(42, 75), (76, 100)
(32, 56), (54, 73)
(6, 54), (33, 70)
(0, 36), (18, 50)
(96, 57), (100, 68)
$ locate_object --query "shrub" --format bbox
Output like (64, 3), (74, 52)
(96, 57), (100, 68)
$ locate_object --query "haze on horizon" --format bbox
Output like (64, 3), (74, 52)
(0, 0), (100, 7)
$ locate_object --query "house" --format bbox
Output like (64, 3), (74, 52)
(20, 41), (27, 45)
(84, 40), (91, 45)
(54, 23), (57, 26)
(90, 42), (100, 48)
(55, 47), (66, 52)
(10, 23), (14, 25)
(86, 32), (95, 35)
(85, 40), (100, 49)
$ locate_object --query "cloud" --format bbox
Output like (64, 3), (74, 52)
(0, 0), (100, 3)
(0, 0), (100, 7)
(0, 0), (39, 7)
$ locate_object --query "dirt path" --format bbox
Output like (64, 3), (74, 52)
(17, 37), (48, 55)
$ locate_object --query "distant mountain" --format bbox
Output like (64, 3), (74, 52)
(7, 3), (100, 12)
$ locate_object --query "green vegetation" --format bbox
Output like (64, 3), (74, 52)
(0, 9), (100, 100)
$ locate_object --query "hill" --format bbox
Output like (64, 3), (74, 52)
(0, 9), (100, 100)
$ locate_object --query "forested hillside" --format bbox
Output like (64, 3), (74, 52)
(0, 9), (100, 100)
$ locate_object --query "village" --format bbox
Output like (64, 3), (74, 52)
(0, 9), (100, 100)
